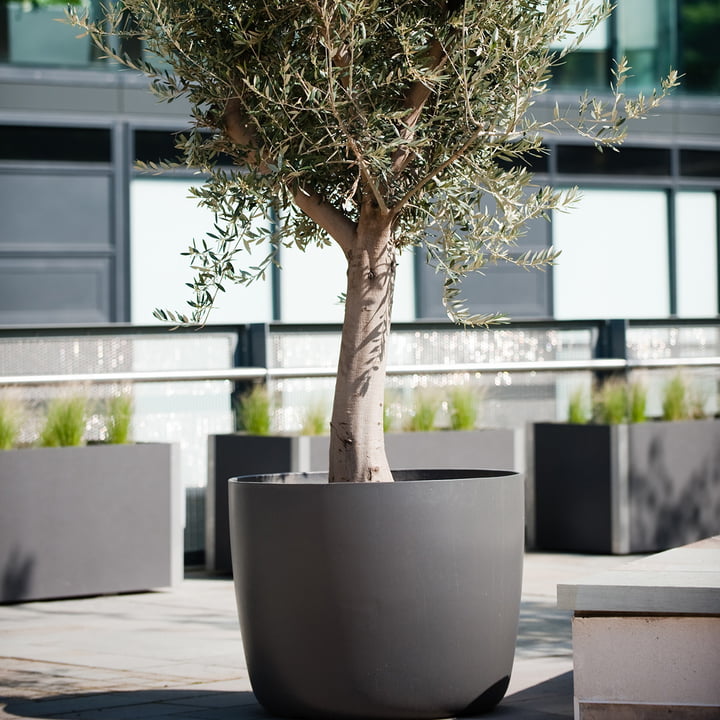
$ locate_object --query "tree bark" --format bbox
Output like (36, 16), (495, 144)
(328, 203), (396, 483)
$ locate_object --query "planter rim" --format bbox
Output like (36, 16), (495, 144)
(1, 441), (170, 453)
(536, 418), (718, 427)
(229, 468), (519, 485)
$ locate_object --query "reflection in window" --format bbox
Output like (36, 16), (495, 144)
(680, 0), (720, 93)
(552, 0), (720, 95)
(617, 0), (676, 90)
(0, 0), (107, 67)
(551, 0), (611, 90)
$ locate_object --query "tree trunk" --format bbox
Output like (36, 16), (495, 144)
(328, 203), (396, 483)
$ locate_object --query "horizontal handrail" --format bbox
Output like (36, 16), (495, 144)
(2, 356), (719, 387)
(0, 368), (270, 386)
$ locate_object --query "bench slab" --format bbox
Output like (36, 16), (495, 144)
(557, 536), (720, 719)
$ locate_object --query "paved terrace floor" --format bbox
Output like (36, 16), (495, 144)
(1, 553), (632, 720)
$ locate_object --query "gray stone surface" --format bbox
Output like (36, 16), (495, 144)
(558, 536), (720, 614)
(0, 553), (625, 720)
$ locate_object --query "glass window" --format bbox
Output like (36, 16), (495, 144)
(551, 0), (612, 90)
(134, 130), (183, 165)
(557, 144), (672, 176)
(680, 149), (720, 178)
(496, 147), (550, 175)
(675, 191), (718, 317)
(134, 129), (234, 167)
(0, 126), (111, 162)
(0, 1), (107, 67)
(129, 178), (274, 324)
(680, 0), (720, 94)
(551, 0), (720, 95)
(552, 189), (670, 319)
(616, 0), (676, 91)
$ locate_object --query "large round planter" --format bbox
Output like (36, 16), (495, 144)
(228, 469), (524, 720)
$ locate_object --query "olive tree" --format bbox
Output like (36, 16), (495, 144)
(73, 0), (676, 483)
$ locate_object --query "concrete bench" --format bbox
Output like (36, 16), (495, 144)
(557, 536), (720, 719)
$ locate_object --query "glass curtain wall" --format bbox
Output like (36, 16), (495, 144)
(0, 0), (138, 67)
(680, 0), (720, 93)
(552, 0), (719, 94)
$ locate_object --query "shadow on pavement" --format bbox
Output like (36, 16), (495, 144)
(0, 672), (573, 720)
(1, 689), (264, 720)
(2, 672), (573, 720)
(495, 670), (573, 718)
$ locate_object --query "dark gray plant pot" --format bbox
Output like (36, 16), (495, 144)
(229, 469), (524, 720)
(533, 420), (720, 554)
(0, 443), (182, 603)
(207, 429), (521, 573)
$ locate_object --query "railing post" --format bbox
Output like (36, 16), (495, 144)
(594, 319), (628, 385)
(231, 323), (271, 427)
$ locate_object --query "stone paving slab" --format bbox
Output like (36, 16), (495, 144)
(0, 553), (627, 720)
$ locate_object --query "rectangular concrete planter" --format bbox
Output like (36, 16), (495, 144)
(207, 428), (522, 573)
(0, 443), (183, 603)
(533, 420), (720, 554)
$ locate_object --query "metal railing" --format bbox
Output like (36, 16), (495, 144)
(4, 355), (720, 387)
(3, 318), (720, 560)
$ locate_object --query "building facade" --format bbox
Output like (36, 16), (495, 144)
(0, 0), (719, 326)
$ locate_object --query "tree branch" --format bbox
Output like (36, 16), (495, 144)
(292, 186), (356, 255)
(222, 97), (270, 173)
(390, 39), (447, 176)
(224, 98), (355, 254)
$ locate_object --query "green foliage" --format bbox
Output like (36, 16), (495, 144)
(404, 390), (440, 432)
(585, 379), (647, 425)
(567, 388), (589, 425)
(383, 397), (395, 433)
(661, 374), (710, 421)
(237, 385), (272, 436)
(39, 397), (86, 448)
(593, 379), (628, 425)
(447, 386), (479, 431)
(662, 374), (689, 421)
(70, 1), (677, 327)
(0, 396), (23, 450)
(628, 382), (648, 424)
(106, 395), (133, 445)
(300, 403), (328, 436)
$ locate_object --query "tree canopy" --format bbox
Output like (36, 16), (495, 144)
(74, 0), (677, 326)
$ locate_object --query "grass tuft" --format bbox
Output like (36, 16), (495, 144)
(237, 385), (272, 436)
(0, 396), (23, 450)
(567, 387), (589, 424)
(404, 390), (440, 432)
(593, 379), (627, 425)
(447, 386), (479, 431)
(300, 402), (328, 436)
(628, 382), (647, 424)
(106, 395), (133, 444)
(39, 396), (86, 447)
(662, 374), (689, 421)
